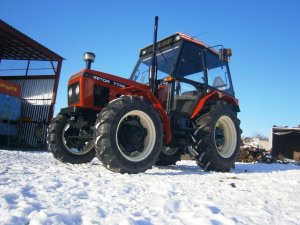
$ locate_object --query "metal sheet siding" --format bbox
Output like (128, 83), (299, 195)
(10, 79), (54, 100)
(18, 122), (48, 148)
(20, 100), (51, 121)
(6, 79), (54, 147)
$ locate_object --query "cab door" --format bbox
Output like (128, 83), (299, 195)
(171, 42), (206, 116)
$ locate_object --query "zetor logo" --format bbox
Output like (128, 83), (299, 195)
(93, 76), (110, 84)
(92, 75), (126, 88)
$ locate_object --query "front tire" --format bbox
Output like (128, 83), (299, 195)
(192, 102), (241, 172)
(94, 96), (163, 174)
(47, 113), (95, 164)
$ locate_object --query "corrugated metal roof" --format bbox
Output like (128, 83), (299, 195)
(273, 126), (300, 132)
(0, 19), (63, 61)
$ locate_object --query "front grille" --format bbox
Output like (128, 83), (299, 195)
(68, 82), (80, 105)
(94, 84), (109, 107)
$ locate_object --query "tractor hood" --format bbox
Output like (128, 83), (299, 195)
(69, 69), (149, 90)
(68, 69), (152, 111)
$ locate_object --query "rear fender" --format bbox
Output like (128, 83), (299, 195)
(191, 90), (240, 119)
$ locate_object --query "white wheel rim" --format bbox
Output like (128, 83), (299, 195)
(62, 123), (93, 155)
(214, 116), (237, 158)
(116, 110), (156, 162)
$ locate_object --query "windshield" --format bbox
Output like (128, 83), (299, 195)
(130, 43), (180, 84)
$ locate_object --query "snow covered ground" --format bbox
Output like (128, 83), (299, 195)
(0, 150), (299, 225)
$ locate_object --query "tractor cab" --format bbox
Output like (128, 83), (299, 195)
(130, 33), (235, 116)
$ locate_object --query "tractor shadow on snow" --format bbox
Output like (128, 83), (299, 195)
(148, 160), (300, 176)
(5, 150), (298, 175)
(151, 164), (206, 176)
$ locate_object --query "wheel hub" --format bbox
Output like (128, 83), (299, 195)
(115, 110), (156, 162)
(62, 116), (94, 155)
(215, 127), (225, 147)
(118, 116), (148, 153)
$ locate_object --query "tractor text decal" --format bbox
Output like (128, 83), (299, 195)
(85, 73), (127, 88)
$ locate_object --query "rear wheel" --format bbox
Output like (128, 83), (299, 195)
(155, 146), (183, 166)
(94, 96), (163, 173)
(47, 113), (95, 164)
(192, 102), (241, 172)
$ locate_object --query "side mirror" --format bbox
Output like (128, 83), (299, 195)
(219, 48), (232, 62)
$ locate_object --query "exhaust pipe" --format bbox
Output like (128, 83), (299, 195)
(84, 52), (96, 69)
(149, 16), (158, 93)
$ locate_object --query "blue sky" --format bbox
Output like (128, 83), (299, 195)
(1, 0), (300, 137)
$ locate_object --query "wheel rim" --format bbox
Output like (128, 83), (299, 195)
(116, 110), (156, 162)
(214, 116), (237, 158)
(62, 123), (94, 155)
(161, 146), (178, 156)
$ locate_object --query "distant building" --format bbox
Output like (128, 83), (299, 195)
(270, 126), (300, 160)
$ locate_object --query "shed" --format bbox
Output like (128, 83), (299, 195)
(270, 126), (300, 160)
(0, 19), (63, 148)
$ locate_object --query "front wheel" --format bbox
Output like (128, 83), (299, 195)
(155, 146), (184, 166)
(192, 102), (241, 172)
(94, 96), (163, 174)
(47, 113), (95, 164)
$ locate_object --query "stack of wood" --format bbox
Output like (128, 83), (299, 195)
(238, 138), (268, 162)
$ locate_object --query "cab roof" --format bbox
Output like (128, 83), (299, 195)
(139, 32), (219, 57)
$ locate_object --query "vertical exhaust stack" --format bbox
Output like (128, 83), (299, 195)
(84, 52), (96, 69)
(149, 16), (158, 93)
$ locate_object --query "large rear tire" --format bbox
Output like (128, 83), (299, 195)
(47, 113), (95, 164)
(94, 96), (163, 174)
(192, 102), (241, 172)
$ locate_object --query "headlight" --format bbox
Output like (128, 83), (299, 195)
(68, 82), (80, 105)
(68, 88), (73, 97)
(75, 84), (80, 95)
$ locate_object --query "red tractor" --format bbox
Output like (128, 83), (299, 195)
(47, 17), (241, 173)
